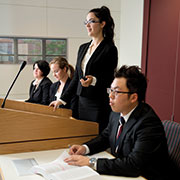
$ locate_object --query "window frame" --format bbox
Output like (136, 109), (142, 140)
(0, 36), (67, 64)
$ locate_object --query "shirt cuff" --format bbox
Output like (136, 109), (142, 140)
(82, 144), (90, 154)
(94, 160), (97, 170)
(58, 99), (67, 106)
(90, 76), (97, 86)
(82, 145), (97, 170)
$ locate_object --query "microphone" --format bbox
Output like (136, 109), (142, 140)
(1, 61), (27, 108)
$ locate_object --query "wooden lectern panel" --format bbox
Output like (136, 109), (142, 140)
(0, 98), (72, 117)
(0, 99), (98, 154)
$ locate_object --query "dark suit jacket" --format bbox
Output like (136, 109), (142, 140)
(85, 103), (175, 180)
(49, 78), (78, 113)
(25, 77), (52, 105)
(60, 38), (118, 102)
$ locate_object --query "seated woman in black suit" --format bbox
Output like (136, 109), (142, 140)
(25, 60), (52, 105)
(49, 56), (78, 118)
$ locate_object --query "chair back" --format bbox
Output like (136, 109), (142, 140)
(162, 120), (180, 170)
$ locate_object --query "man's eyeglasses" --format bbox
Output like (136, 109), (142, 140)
(107, 88), (135, 96)
(84, 20), (100, 25)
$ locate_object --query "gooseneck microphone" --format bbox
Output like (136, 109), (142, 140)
(1, 61), (27, 108)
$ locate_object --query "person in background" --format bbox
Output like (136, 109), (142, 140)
(50, 6), (118, 133)
(49, 56), (78, 118)
(64, 65), (179, 180)
(25, 60), (52, 105)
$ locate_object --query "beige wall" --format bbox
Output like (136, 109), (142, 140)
(0, 0), (143, 100)
(119, 0), (144, 67)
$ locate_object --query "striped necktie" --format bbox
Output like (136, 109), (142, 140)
(115, 116), (125, 152)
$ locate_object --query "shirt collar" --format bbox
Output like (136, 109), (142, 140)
(33, 77), (43, 86)
(89, 40), (101, 48)
(120, 105), (138, 123)
(89, 41), (94, 48)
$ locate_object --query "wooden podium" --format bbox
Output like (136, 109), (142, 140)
(0, 99), (98, 154)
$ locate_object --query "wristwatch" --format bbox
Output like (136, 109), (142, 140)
(89, 157), (97, 169)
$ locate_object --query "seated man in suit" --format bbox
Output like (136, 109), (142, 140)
(65, 65), (178, 180)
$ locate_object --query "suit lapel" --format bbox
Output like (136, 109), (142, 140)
(80, 44), (89, 64)
(34, 78), (44, 92)
(111, 113), (120, 153)
(30, 84), (36, 96)
(113, 113), (120, 138)
(79, 42), (90, 77)
(116, 105), (142, 153)
(54, 81), (60, 94)
(115, 119), (136, 154)
(85, 40), (105, 75)
(62, 78), (70, 95)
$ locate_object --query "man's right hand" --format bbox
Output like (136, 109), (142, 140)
(69, 145), (86, 155)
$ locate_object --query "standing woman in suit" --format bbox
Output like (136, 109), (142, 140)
(49, 56), (78, 118)
(50, 6), (118, 132)
(25, 60), (52, 105)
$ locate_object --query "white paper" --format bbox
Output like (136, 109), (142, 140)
(12, 158), (38, 176)
(50, 166), (101, 180)
(31, 150), (101, 180)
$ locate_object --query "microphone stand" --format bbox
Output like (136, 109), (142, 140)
(1, 61), (27, 108)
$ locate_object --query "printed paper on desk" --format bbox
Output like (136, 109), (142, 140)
(50, 166), (101, 180)
(31, 150), (101, 180)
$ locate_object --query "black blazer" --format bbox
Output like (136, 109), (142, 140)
(49, 77), (78, 111)
(60, 39), (118, 102)
(26, 77), (52, 105)
(85, 103), (175, 180)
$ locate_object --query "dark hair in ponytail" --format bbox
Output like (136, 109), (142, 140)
(50, 56), (74, 79)
(68, 64), (75, 79)
(89, 6), (115, 43)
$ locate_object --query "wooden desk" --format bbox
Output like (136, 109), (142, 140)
(0, 149), (146, 180)
(0, 99), (98, 154)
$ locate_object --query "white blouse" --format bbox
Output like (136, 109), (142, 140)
(81, 41), (100, 86)
(81, 43), (94, 75)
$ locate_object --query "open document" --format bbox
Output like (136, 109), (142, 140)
(30, 150), (101, 180)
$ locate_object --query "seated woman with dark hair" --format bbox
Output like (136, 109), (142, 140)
(25, 60), (52, 105)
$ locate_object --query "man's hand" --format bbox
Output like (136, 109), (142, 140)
(69, 145), (86, 155)
(64, 155), (90, 167)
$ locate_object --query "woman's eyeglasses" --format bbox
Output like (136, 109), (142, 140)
(84, 20), (100, 25)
